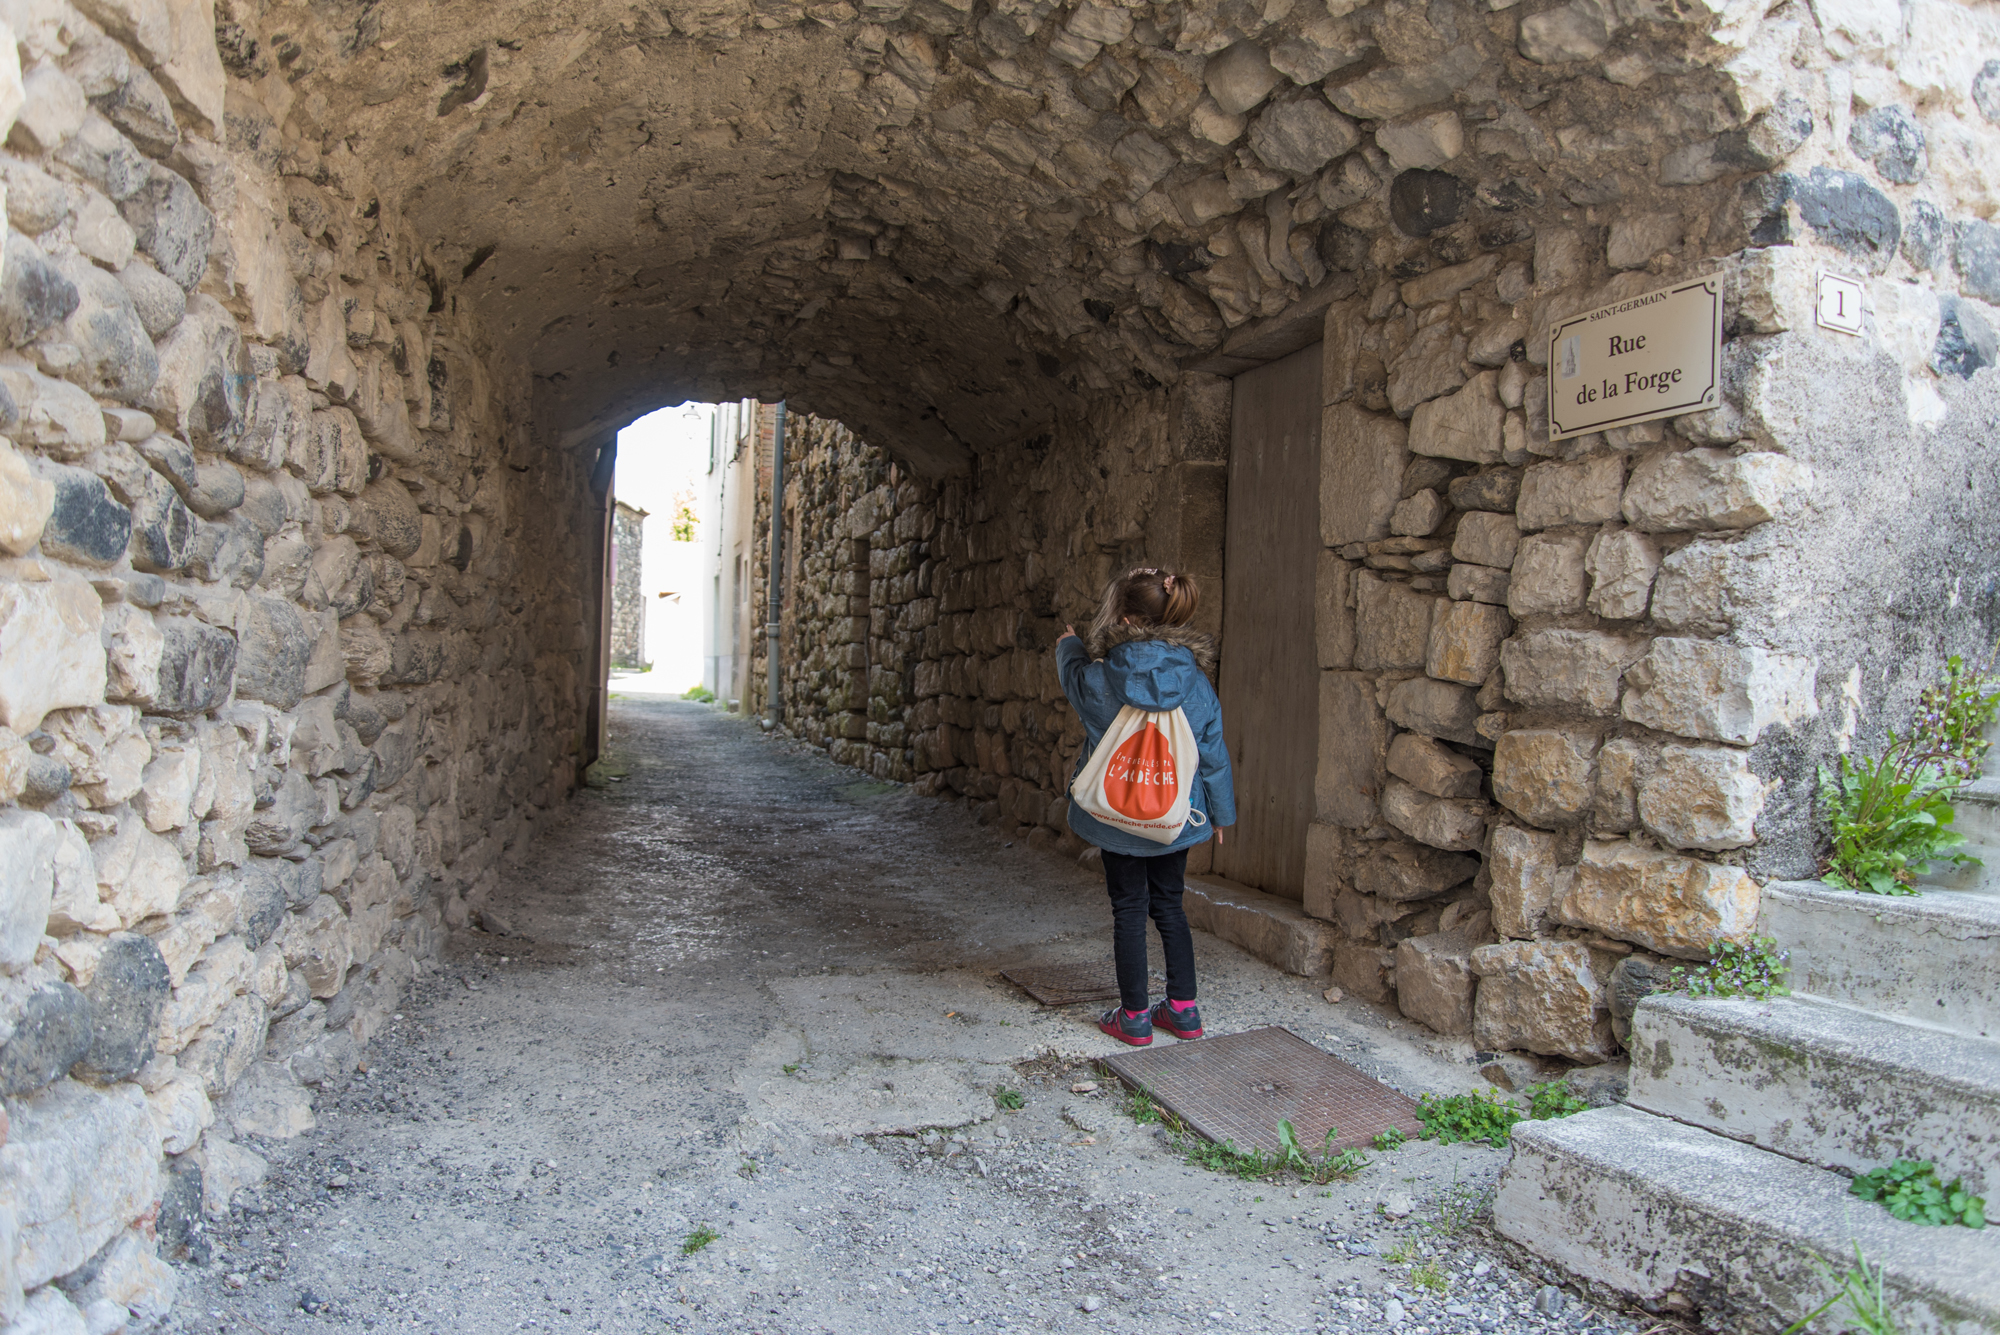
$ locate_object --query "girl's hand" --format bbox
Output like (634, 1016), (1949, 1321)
(1214, 825), (1230, 848)
(1059, 624), (1078, 643)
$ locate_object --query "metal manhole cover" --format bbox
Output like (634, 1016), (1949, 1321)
(1101, 1026), (1423, 1155)
(1001, 962), (1122, 1008)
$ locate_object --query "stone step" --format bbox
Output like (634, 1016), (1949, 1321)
(1626, 992), (2000, 1195)
(1758, 879), (2000, 1041)
(1496, 1106), (2000, 1335)
(1183, 875), (1336, 978)
(1915, 778), (2000, 894)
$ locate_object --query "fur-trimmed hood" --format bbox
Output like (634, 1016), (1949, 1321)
(1087, 621), (1218, 678)
(1085, 622), (1218, 713)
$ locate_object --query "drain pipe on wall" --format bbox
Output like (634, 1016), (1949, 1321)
(763, 400), (788, 731)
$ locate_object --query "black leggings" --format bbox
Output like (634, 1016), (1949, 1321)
(1100, 848), (1197, 1013)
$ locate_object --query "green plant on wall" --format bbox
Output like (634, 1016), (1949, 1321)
(1911, 653), (2000, 778)
(1669, 937), (1791, 1000)
(1820, 653), (2000, 895)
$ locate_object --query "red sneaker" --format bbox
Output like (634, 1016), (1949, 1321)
(1098, 1007), (1153, 1046)
(1150, 1000), (1203, 1039)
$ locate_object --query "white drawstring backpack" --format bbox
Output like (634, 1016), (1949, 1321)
(1070, 704), (1206, 844)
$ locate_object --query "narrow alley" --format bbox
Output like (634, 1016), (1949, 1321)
(172, 700), (1635, 1335)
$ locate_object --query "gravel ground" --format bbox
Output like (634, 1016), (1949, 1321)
(166, 697), (1655, 1335)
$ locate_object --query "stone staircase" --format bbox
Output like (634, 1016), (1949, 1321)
(1494, 866), (2000, 1333)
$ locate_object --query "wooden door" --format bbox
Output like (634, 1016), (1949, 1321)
(1212, 342), (1322, 898)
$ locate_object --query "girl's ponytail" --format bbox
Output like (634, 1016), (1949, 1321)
(1088, 566), (1200, 641)
(1160, 571), (1199, 627)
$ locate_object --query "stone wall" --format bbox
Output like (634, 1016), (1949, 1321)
(1306, 0), (2000, 1063)
(0, 6), (595, 1326)
(775, 385), (1226, 839)
(610, 500), (646, 671)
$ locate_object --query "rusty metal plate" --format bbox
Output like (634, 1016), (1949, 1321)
(1102, 1025), (1423, 1155)
(1000, 962), (1123, 1008)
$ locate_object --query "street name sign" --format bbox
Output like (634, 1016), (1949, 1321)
(1548, 273), (1723, 440)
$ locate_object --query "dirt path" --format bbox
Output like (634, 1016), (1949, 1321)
(170, 699), (1640, 1335)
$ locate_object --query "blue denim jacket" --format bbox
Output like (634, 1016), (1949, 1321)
(1056, 623), (1236, 857)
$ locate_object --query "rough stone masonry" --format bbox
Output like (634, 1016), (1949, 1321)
(0, 0), (1997, 1327)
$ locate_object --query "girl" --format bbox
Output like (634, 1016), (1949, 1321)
(1057, 566), (1235, 1046)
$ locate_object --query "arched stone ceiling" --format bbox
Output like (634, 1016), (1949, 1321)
(240, 0), (1745, 473)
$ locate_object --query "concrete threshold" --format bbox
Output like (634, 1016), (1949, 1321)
(1497, 1106), (2000, 1335)
(1759, 880), (2000, 1039)
(1183, 874), (1337, 978)
(1627, 992), (2000, 1194)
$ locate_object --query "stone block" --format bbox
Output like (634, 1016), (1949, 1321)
(0, 1078), (160, 1289)
(234, 596), (310, 710)
(1470, 940), (1615, 1062)
(1396, 931), (1477, 1034)
(1302, 820), (1343, 920)
(1317, 671), (1388, 828)
(0, 232), (79, 349)
(1332, 940), (1396, 1004)
(216, 1060), (315, 1139)
(1408, 371), (1503, 463)
(0, 577), (106, 732)
(1385, 675), (1481, 744)
(1427, 599), (1511, 686)
(1388, 319), (1469, 417)
(1516, 455), (1623, 530)
(90, 814), (186, 927)
(1247, 97), (1358, 176)
(57, 1225), (178, 1324)
(118, 259), (184, 338)
(1315, 552), (1355, 668)
(1353, 572), (1436, 670)
(179, 993), (269, 1094)
(1636, 744), (1764, 851)
(0, 979), (91, 1097)
(151, 618), (235, 715)
(0, 438), (53, 555)
(1518, 0), (1611, 63)
(191, 1137), (266, 1218)
(280, 895), (352, 998)
(1204, 41), (1280, 115)
(1488, 824), (1569, 939)
(1321, 404), (1407, 546)
(1387, 732), (1483, 799)
(1500, 629), (1645, 715)
(0, 808), (60, 967)
(1584, 529), (1659, 621)
(1352, 839), (1479, 901)
(1606, 212), (1684, 270)
(1183, 876), (1337, 977)
(1558, 839), (1759, 958)
(1648, 538), (1741, 635)
(55, 258), (158, 403)
(0, 363), (103, 458)
(1593, 737), (1644, 831)
(1447, 563), (1510, 605)
(1620, 638), (1816, 744)
(35, 462), (132, 567)
(1381, 777), (1489, 852)
(1376, 110), (1463, 173)
(1492, 728), (1599, 830)
(1452, 511), (1519, 568)
(1389, 488), (1445, 536)
(1621, 448), (1810, 532)
(1507, 532), (1590, 617)
(1449, 468), (1522, 513)
(118, 163), (212, 292)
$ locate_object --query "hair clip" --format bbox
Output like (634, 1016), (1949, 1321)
(1163, 574), (1176, 590)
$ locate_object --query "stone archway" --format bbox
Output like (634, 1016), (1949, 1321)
(3, 0), (2000, 1324)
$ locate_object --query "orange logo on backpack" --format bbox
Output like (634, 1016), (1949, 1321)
(1104, 723), (1178, 820)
